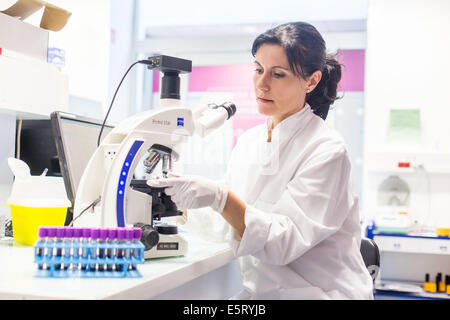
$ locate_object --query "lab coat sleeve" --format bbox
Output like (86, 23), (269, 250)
(232, 146), (354, 266)
(183, 206), (233, 242)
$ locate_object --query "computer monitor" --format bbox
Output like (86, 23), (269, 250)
(17, 119), (60, 177)
(50, 111), (114, 206)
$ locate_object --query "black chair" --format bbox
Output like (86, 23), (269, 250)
(360, 238), (380, 282)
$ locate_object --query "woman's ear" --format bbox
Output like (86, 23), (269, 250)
(306, 70), (322, 93)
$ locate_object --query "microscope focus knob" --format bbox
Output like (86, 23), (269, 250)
(155, 225), (178, 235)
(139, 224), (160, 250)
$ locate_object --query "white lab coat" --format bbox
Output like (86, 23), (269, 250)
(184, 103), (374, 300)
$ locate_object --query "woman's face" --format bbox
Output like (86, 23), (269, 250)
(253, 44), (309, 125)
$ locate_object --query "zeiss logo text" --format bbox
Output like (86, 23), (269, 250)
(177, 117), (184, 127)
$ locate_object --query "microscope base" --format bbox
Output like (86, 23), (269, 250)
(144, 233), (188, 259)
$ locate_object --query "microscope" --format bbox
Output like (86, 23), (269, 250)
(72, 55), (236, 258)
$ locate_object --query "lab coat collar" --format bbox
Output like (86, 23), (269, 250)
(258, 103), (314, 175)
(265, 103), (313, 145)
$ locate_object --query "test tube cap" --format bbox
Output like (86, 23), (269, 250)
(91, 228), (100, 240)
(64, 227), (74, 238)
(125, 228), (134, 240)
(99, 228), (108, 240)
(117, 228), (126, 240)
(132, 227), (142, 240)
(38, 226), (48, 237)
(82, 228), (91, 238)
(73, 227), (83, 238)
(107, 228), (117, 239)
(56, 227), (65, 238)
(47, 227), (57, 237)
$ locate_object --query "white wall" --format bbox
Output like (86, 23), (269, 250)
(363, 0), (450, 228)
(25, 0), (111, 118)
(364, 0), (450, 153)
(137, 0), (368, 27)
(135, 31), (366, 67)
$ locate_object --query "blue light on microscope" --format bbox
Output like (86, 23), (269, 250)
(116, 140), (144, 227)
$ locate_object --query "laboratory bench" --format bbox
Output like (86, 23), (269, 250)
(0, 230), (243, 300)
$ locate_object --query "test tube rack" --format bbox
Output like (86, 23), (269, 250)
(33, 226), (145, 278)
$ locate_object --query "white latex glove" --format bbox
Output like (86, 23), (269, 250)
(147, 173), (228, 213)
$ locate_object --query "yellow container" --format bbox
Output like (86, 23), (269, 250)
(10, 205), (67, 246)
(436, 228), (450, 237)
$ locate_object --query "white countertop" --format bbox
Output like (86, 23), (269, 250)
(0, 231), (235, 300)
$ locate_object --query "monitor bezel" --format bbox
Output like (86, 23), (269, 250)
(50, 111), (114, 205)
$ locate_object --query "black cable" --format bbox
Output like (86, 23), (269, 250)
(69, 197), (101, 226)
(97, 60), (152, 147)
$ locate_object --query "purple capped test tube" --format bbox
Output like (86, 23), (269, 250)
(89, 228), (100, 271)
(63, 227), (74, 270)
(131, 227), (142, 270)
(116, 228), (126, 272)
(81, 228), (91, 270)
(72, 227), (82, 270)
(46, 227), (56, 260)
(98, 228), (108, 271)
(106, 228), (117, 271)
(55, 227), (65, 270)
(125, 229), (134, 270)
(36, 226), (48, 269)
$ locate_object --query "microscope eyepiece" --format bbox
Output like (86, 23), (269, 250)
(219, 102), (237, 120)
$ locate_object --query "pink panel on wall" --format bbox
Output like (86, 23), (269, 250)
(152, 71), (160, 92)
(152, 52), (365, 93)
(188, 64), (255, 92)
(150, 51), (364, 147)
(337, 49), (365, 92)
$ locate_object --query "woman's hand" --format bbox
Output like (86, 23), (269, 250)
(146, 173), (228, 213)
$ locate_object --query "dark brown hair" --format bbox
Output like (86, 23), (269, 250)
(252, 22), (342, 120)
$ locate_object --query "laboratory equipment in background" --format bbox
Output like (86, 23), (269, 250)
(374, 175), (414, 234)
(15, 113), (114, 225)
(33, 226), (144, 278)
(51, 112), (114, 223)
(6, 158), (70, 245)
(16, 118), (60, 177)
(72, 55), (236, 259)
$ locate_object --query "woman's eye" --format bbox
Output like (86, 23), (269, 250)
(273, 73), (285, 78)
(254, 68), (263, 74)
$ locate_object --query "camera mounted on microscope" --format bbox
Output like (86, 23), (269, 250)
(144, 55), (192, 100)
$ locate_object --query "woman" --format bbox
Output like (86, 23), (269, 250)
(148, 21), (374, 299)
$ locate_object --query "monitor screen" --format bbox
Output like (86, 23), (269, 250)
(51, 112), (114, 204)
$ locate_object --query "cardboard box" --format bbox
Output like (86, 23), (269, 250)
(0, 0), (71, 61)
(0, 12), (49, 61)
